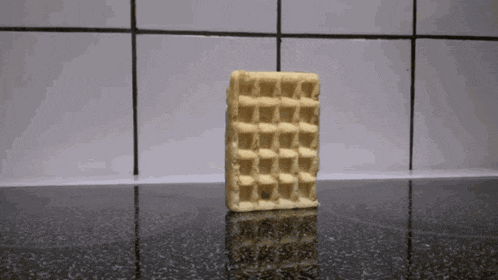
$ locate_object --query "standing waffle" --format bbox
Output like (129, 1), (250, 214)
(226, 70), (320, 212)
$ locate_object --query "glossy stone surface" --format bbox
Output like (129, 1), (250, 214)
(1, 178), (497, 279)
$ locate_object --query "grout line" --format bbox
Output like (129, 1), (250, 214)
(1, 26), (498, 42)
(409, 39), (415, 171)
(131, 0), (139, 175)
(413, 0), (417, 37)
(416, 34), (498, 41)
(409, 0), (417, 171)
(282, 33), (412, 40)
(138, 29), (276, 37)
(0, 26), (130, 33)
(277, 0), (281, 71)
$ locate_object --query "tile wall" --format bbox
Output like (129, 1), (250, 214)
(1, 0), (497, 185)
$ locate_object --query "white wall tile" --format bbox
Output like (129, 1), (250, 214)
(137, 35), (276, 179)
(417, 0), (498, 36)
(282, 0), (413, 34)
(282, 39), (411, 174)
(414, 40), (498, 170)
(0, 33), (133, 183)
(0, 0), (130, 28)
(3, 1), (497, 185)
(137, 0), (277, 32)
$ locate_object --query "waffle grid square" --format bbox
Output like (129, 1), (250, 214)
(226, 70), (320, 212)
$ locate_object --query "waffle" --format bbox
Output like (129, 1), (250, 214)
(226, 70), (320, 212)
(225, 209), (319, 278)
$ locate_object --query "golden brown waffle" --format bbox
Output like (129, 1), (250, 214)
(226, 70), (320, 212)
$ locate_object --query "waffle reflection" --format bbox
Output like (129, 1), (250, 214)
(225, 208), (319, 279)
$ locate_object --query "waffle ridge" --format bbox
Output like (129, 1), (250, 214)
(226, 70), (320, 212)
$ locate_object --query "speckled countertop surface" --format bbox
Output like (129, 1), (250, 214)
(1, 178), (497, 279)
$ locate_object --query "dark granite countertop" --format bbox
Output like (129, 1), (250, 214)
(1, 178), (497, 279)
